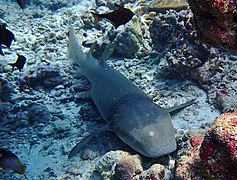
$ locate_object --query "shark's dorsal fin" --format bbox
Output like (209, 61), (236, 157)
(166, 99), (196, 114)
(100, 42), (116, 63)
(88, 41), (97, 55)
(68, 122), (113, 159)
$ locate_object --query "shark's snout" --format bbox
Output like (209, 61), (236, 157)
(113, 97), (177, 157)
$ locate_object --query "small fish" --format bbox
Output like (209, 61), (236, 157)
(0, 23), (15, 56)
(92, 3), (134, 28)
(9, 54), (26, 72)
(0, 148), (28, 179)
(16, 0), (28, 9)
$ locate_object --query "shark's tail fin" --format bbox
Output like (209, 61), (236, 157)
(68, 122), (113, 159)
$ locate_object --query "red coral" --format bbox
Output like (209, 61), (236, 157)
(215, 89), (227, 99)
(231, 117), (237, 126)
(187, 0), (237, 51)
(212, 0), (236, 13)
(199, 137), (215, 159)
(114, 156), (142, 180)
(213, 0), (228, 13)
(199, 113), (237, 179)
(190, 136), (204, 147)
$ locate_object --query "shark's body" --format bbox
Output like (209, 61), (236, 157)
(68, 26), (189, 158)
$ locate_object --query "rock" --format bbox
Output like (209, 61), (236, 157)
(95, 0), (115, 7)
(52, 117), (70, 133)
(79, 102), (102, 122)
(176, 145), (207, 179)
(96, 150), (174, 179)
(114, 154), (143, 180)
(176, 113), (237, 179)
(81, 149), (98, 160)
(27, 103), (52, 125)
(19, 62), (62, 90)
(33, 0), (68, 11)
(96, 150), (139, 180)
(187, 0), (237, 51)
(0, 102), (14, 122)
(216, 94), (237, 112)
(140, 164), (168, 180)
(0, 76), (13, 102)
(112, 20), (142, 58)
(38, 124), (54, 137)
(200, 113), (237, 179)
(89, 15), (143, 58)
(0, 8), (4, 18)
(175, 134), (207, 179)
(149, 9), (215, 80)
(51, 117), (71, 138)
(150, 15), (177, 52)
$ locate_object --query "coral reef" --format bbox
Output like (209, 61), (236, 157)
(95, 150), (133, 179)
(149, 0), (188, 11)
(114, 154), (143, 179)
(140, 164), (168, 180)
(187, 0), (237, 51)
(95, 150), (176, 179)
(213, 71), (237, 112)
(200, 113), (237, 179)
(176, 113), (237, 179)
(80, 0), (154, 58)
(149, 9), (218, 80)
(110, 17), (143, 58)
(148, 8), (237, 113)
(95, 0), (136, 8)
(0, 0), (234, 179)
(217, 94), (237, 112)
(175, 136), (207, 179)
(27, 103), (52, 125)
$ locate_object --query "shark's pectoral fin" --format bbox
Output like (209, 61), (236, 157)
(100, 42), (116, 62)
(166, 98), (196, 114)
(68, 122), (113, 159)
(68, 132), (95, 159)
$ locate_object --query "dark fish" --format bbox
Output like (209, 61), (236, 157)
(9, 54), (26, 72)
(92, 3), (134, 28)
(16, 0), (27, 9)
(0, 23), (15, 56)
(0, 148), (28, 179)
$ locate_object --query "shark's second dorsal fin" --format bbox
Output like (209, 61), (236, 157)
(68, 122), (113, 159)
(166, 99), (196, 114)
(100, 42), (116, 63)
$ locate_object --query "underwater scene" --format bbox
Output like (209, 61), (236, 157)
(0, 0), (237, 179)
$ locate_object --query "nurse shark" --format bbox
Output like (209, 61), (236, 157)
(67, 26), (193, 158)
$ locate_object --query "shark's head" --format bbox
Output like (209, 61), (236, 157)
(112, 96), (177, 158)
